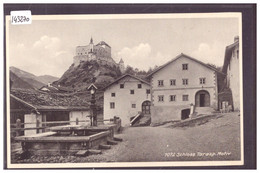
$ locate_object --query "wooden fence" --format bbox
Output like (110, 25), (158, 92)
(11, 117), (119, 138)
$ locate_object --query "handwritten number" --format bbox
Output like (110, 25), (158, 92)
(12, 16), (29, 23)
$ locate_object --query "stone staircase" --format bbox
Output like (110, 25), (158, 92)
(130, 113), (151, 127)
(194, 107), (215, 116)
(136, 115), (151, 126)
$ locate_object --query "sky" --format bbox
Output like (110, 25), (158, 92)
(8, 15), (240, 77)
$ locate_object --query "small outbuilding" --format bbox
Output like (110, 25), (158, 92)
(10, 89), (102, 136)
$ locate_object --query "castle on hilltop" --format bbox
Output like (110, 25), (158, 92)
(73, 37), (125, 73)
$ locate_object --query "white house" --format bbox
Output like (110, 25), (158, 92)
(222, 36), (240, 111)
(147, 53), (222, 125)
(103, 74), (151, 126)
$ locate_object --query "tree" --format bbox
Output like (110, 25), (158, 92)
(147, 67), (153, 74)
(125, 65), (135, 75)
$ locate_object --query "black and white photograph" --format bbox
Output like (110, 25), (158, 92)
(4, 4), (256, 169)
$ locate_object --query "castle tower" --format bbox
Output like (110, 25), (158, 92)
(90, 37), (94, 53)
(119, 58), (125, 73)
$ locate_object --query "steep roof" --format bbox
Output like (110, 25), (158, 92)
(222, 41), (239, 74)
(119, 58), (124, 63)
(39, 85), (59, 92)
(10, 89), (90, 112)
(146, 53), (224, 78)
(96, 41), (111, 48)
(103, 74), (150, 90)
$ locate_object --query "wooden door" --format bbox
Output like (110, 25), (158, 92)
(142, 101), (151, 114)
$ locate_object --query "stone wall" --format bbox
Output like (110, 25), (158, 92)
(95, 44), (111, 58)
(73, 41), (124, 72)
(150, 104), (191, 125)
(73, 54), (118, 68)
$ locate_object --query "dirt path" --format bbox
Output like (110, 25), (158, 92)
(99, 112), (241, 162)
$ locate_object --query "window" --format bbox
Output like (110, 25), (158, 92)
(170, 79), (176, 86)
(170, 95), (176, 102)
(158, 80), (164, 87)
(183, 95), (189, 101)
(111, 93), (116, 97)
(182, 64), (188, 70)
(110, 102), (115, 109)
(138, 84), (142, 88)
(146, 89), (151, 94)
(132, 104), (136, 108)
(158, 95), (164, 102)
(130, 90), (135, 94)
(199, 78), (206, 84)
(120, 84), (124, 88)
(182, 79), (188, 85)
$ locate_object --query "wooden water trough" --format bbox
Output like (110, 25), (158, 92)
(14, 119), (122, 156)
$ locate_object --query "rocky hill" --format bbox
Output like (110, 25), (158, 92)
(53, 60), (122, 91)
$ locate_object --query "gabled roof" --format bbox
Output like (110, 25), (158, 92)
(11, 94), (37, 110)
(146, 53), (224, 78)
(96, 41), (111, 48)
(103, 74), (150, 90)
(222, 41), (239, 74)
(87, 83), (98, 91)
(39, 85), (59, 92)
(10, 89), (90, 112)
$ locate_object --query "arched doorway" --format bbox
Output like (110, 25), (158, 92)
(195, 90), (210, 107)
(142, 101), (151, 115)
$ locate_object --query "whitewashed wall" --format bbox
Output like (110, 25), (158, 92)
(104, 76), (151, 126)
(227, 45), (240, 110)
(69, 111), (91, 125)
(24, 113), (42, 136)
(150, 55), (218, 124)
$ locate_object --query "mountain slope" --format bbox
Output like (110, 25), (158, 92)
(37, 75), (59, 84)
(10, 71), (35, 90)
(53, 60), (122, 91)
(20, 77), (46, 89)
(10, 66), (37, 79)
(10, 66), (58, 89)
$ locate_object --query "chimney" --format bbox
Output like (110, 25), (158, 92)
(234, 36), (239, 42)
